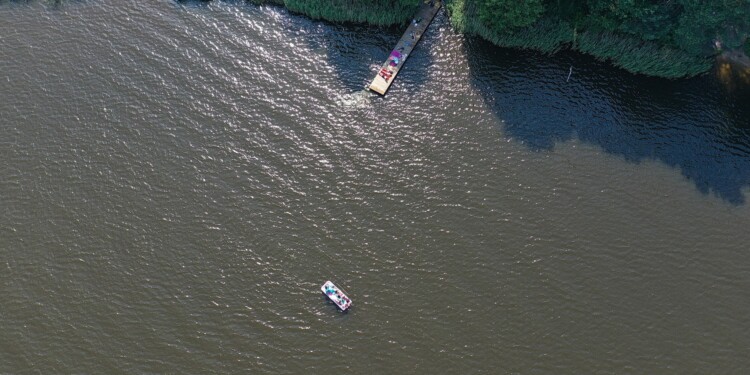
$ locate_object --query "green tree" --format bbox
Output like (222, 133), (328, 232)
(477, 0), (545, 32)
(673, 0), (750, 53)
(583, 0), (680, 41)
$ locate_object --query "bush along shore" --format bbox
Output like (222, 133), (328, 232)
(446, 0), (749, 78)
(189, 0), (750, 79)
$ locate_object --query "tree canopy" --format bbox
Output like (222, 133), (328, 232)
(452, 0), (750, 77)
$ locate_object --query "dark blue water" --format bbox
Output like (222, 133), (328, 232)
(464, 39), (750, 204)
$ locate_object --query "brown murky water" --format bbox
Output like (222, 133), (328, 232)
(2, 1), (750, 373)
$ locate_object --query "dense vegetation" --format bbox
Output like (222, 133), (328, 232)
(448, 0), (750, 78)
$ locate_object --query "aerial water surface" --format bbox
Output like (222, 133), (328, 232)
(2, 1), (750, 373)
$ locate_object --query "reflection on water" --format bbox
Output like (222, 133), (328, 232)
(335, 89), (375, 109)
(716, 59), (750, 91)
(465, 37), (750, 203)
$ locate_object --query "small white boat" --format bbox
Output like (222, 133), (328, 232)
(321, 281), (352, 311)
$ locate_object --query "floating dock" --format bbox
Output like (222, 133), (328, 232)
(368, 0), (442, 95)
(321, 281), (352, 311)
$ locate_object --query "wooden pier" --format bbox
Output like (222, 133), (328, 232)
(368, 0), (442, 95)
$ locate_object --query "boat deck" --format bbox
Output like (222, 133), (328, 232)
(321, 281), (352, 311)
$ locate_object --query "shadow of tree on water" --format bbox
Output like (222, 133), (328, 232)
(464, 36), (750, 204)
(281, 5), (438, 94)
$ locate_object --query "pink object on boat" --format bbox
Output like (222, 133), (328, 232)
(321, 281), (352, 311)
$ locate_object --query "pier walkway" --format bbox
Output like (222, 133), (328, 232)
(368, 0), (442, 95)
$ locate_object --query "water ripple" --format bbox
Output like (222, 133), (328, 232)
(2, 1), (750, 374)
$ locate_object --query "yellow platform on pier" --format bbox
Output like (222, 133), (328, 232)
(368, 0), (442, 95)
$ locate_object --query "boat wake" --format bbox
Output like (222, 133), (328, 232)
(336, 89), (372, 109)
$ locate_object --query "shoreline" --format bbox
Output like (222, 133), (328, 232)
(717, 49), (750, 86)
(720, 50), (750, 71)
(46, 0), (750, 82)
(259, 0), (719, 80)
